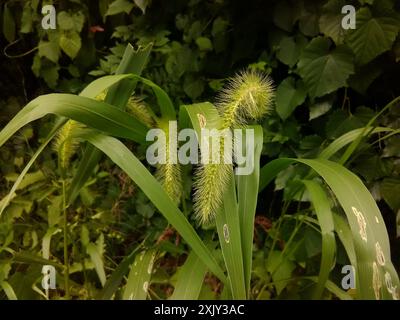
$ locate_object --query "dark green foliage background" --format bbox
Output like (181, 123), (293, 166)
(0, 0), (399, 299)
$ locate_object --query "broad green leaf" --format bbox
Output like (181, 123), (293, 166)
(297, 37), (354, 99)
(59, 31), (81, 59)
(276, 35), (307, 67)
(38, 40), (60, 63)
(266, 250), (296, 295)
(57, 11), (74, 30)
(106, 0), (134, 16)
(309, 98), (332, 120)
(196, 37), (213, 51)
(275, 77), (307, 120)
(319, 0), (347, 44)
(183, 75), (205, 100)
(20, 3), (33, 33)
(78, 131), (226, 283)
(170, 251), (207, 300)
(41, 64), (60, 88)
(348, 60), (383, 95)
(3, 4), (15, 42)
(134, 0), (149, 14)
(302, 180), (336, 299)
(273, 0), (299, 32)
(346, 7), (400, 65)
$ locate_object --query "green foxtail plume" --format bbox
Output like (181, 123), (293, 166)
(217, 69), (274, 128)
(127, 97), (156, 128)
(155, 121), (182, 205)
(194, 70), (274, 224)
(53, 120), (83, 170)
(53, 91), (109, 170)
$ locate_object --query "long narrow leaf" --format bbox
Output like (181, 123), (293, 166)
(180, 102), (246, 298)
(96, 244), (141, 300)
(302, 180), (336, 299)
(259, 158), (400, 299)
(123, 249), (156, 300)
(237, 125), (263, 298)
(169, 251), (208, 300)
(79, 130), (226, 283)
(68, 44), (152, 205)
(215, 170), (246, 299)
(319, 127), (392, 160)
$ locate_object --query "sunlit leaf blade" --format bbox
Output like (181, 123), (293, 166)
(319, 127), (392, 160)
(79, 74), (134, 98)
(0, 94), (148, 149)
(123, 249), (156, 300)
(79, 130), (226, 283)
(169, 251), (208, 300)
(302, 180), (336, 299)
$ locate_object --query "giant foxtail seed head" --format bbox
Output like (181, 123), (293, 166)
(127, 97), (156, 128)
(154, 121), (182, 205)
(53, 120), (83, 170)
(217, 69), (274, 128)
(193, 163), (231, 225)
(156, 163), (182, 205)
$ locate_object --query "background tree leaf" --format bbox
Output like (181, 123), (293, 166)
(297, 37), (354, 99)
(345, 7), (400, 65)
(275, 77), (307, 120)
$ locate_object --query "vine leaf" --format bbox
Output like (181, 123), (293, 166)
(297, 37), (354, 99)
(345, 7), (400, 65)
